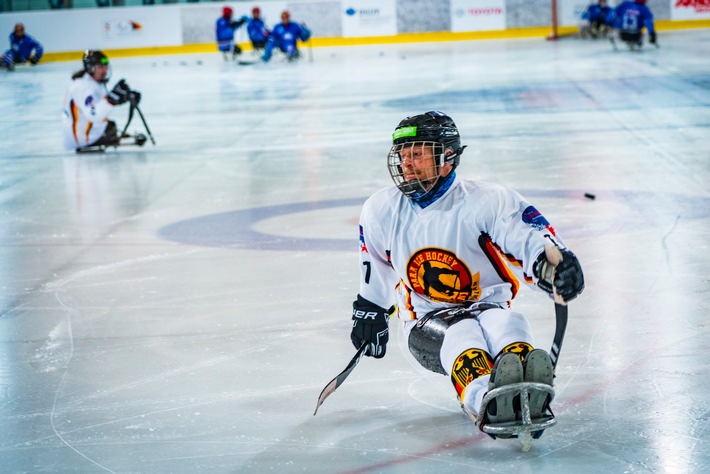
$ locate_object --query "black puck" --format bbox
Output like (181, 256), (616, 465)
(584, 193), (596, 200)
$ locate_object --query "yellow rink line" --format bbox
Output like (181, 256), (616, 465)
(41, 20), (710, 63)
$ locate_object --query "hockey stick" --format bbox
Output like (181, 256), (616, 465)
(549, 302), (568, 369)
(119, 101), (136, 139)
(135, 105), (156, 145)
(313, 342), (368, 415)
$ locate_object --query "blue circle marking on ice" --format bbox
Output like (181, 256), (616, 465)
(157, 191), (710, 251)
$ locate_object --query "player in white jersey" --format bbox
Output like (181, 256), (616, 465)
(62, 50), (146, 153)
(350, 111), (584, 442)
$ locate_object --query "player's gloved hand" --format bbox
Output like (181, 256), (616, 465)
(28, 51), (39, 65)
(127, 90), (141, 107)
(351, 295), (391, 358)
(107, 79), (131, 106)
(534, 247), (585, 303)
(649, 32), (657, 44)
(241, 15), (249, 22)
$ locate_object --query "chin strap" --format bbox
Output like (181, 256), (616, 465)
(413, 171), (456, 208)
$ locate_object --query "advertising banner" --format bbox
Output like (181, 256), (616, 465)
(341, 0), (397, 37)
(671, 0), (710, 19)
(451, 0), (507, 31)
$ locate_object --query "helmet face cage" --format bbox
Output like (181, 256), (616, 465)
(387, 111), (465, 200)
(387, 141), (446, 199)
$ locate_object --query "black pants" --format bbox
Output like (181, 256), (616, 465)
(92, 121), (120, 147)
(620, 31), (642, 43)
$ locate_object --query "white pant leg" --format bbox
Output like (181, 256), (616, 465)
(451, 308), (534, 415)
(439, 318), (492, 414)
(478, 308), (534, 357)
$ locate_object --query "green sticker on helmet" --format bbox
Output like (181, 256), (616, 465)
(392, 126), (417, 141)
(101, 57), (109, 64)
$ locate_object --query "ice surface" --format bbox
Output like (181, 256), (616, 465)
(1, 30), (709, 473)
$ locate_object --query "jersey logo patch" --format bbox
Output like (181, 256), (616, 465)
(406, 247), (480, 303)
(522, 205), (557, 236)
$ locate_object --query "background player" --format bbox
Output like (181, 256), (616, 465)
(261, 10), (311, 62)
(247, 6), (270, 53)
(216, 6), (248, 60)
(2, 23), (43, 71)
(610, 0), (657, 49)
(62, 50), (145, 152)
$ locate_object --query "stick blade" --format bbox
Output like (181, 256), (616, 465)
(314, 378), (339, 415)
(313, 343), (368, 416)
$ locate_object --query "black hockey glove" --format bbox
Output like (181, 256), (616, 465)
(351, 295), (392, 359)
(107, 79), (131, 106)
(533, 248), (585, 302)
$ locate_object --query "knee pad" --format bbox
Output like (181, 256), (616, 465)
(408, 304), (500, 375)
(497, 341), (534, 362)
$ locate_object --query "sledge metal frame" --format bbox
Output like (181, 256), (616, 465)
(478, 382), (557, 436)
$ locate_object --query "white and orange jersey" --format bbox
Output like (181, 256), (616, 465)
(62, 73), (114, 149)
(357, 175), (566, 324)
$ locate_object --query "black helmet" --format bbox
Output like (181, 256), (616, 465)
(82, 50), (110, 81)
(387, 111), (466, 201)
(392, 111), (465, 168)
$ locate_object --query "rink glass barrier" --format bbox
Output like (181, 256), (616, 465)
(0, 0), (708, 59)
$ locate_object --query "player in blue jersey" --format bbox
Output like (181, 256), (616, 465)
(216, 6), (248, 60)
(261, 10), (311, 62)
(580, 0), (613, 38)
(2, 23), (43, 71)
(247, 7), (270, 53)
(610, 0), (656, 48)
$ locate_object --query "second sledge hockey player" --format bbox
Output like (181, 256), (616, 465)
(62, 50), (146, 153)
(216, 6), (248, 60)
(579, 0), (613, 38)
(2, 23), (43, 71)
(261, 10), (311, 62)
(610, 0), (657, 49)
(349, 111), (584, 447)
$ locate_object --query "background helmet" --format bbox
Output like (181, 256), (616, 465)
(387, 111), (466, 201)
(252, 7), (260, 16)
(223, 6), (233, 18)
(82, 50), (110, 82)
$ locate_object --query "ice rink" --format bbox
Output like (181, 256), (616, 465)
(1, 28), (709, 473)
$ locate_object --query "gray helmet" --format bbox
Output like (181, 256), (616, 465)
(387, 111), (466, 201)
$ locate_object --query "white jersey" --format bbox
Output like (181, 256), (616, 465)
(358, 175), (565, 324)
(62, 73), (114, 149)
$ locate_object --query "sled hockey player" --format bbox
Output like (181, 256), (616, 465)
(261, 10), (311, 62)
(216, 6), (248, 60)
(62, 50), (146, 153)
(2, 23), (43, 71)
(247, 7), (269, 53)
(349, 111), (584, 448)
(579, 0), (612, 38)
(609, 0), (657, 50)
